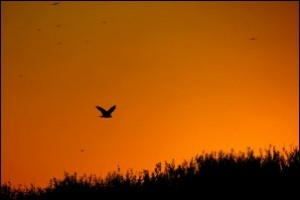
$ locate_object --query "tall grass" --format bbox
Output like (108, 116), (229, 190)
(2, 145), (299, 199)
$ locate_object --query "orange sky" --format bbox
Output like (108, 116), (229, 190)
(1, 1), (299, 187)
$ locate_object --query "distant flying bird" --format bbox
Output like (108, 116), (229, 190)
(96, 105), (116, 118)
(249, 37), (257, 41)
(51, 2), (60, 6)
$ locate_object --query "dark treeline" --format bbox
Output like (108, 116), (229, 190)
(2, 145), (299, 199)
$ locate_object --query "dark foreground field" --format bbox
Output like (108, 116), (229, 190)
(2, 146), (299, 199)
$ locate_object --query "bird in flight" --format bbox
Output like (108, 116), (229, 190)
(96, 105), (116, 118)
(249, 37), (257, 41)
(51, 2), (60, 6)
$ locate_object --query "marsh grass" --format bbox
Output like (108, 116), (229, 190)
(2, 145), (299, 199)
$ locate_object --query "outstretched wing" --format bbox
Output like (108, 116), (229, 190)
(51, 2), (60, 6)
(96, 106), (107, 114)
(107, 105), (116, 114)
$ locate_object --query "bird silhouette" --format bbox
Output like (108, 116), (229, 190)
(51, 2), (60, 6)
(96, 105), (116, 118)
(249, 37), (257, 41)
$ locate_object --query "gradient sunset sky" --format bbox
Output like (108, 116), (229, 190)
(1, 1), (299, 187)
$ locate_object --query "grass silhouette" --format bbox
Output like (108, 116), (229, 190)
(2, 145), (299, 199)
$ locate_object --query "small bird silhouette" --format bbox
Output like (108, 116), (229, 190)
(249, 37), (257, 41)
(96, 105), (116, 118)
(51, 2), (60, 6)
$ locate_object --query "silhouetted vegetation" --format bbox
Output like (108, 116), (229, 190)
(2, 145), (299, 199)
